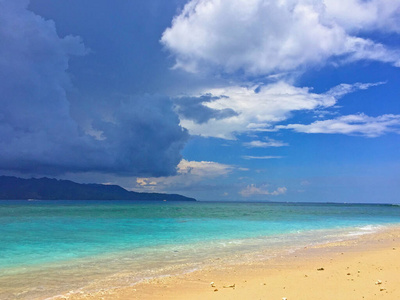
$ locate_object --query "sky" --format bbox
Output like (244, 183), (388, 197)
(1, 0), (400, 203)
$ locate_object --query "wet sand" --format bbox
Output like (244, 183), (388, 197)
(55, 226), (400, 300)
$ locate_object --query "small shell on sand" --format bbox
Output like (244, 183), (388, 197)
(375, 280), (382, 285)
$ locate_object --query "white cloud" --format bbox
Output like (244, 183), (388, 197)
(242, 156), (283, 160)
(323, 0), (400, 33)
(278, 113), (400, 137)
(244, 138), (288, 148)
(240, 184), (287, 197)
(135, 159), (236, 191)
(325, 82), (386, 98)
(177, 159), (234, 177)
(161, 0), (400, 75)
(179, 81), (379, 139)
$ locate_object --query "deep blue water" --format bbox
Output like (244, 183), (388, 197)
(0, 200), (399, 299)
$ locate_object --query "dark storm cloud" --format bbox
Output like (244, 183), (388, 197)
(87, 95), (189, 177)
(173, 94), (238, 124)
(0, 0), (188, 176)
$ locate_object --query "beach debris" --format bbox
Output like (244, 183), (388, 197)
(214, 289), (218, 292)
(317, 267), (324, 271)
(347, 273), (351, 275)
(375, 280), (382, 285)
(380, 288), (386, 292)
(282, 297), (288, 300)
(210, 282), (216, 287)
(223, 284), (235, 288)
(358, 270), (361, 273)
(304, 275), (308, 277)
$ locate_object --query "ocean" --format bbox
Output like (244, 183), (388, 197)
(0, 200), (399, 299)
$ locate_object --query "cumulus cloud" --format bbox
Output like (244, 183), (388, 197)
(135, 159), (236, 191)
(178, 81), (378, 139)
(240, 184), (287, 197)
(87, 95), (189, 176)
(0, 0), (188, 176)
(278, 113), (400, 137)
(323, 0), (400, 33)
(161, 0), (400, 75)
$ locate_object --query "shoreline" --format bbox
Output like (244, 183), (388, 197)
(53, 224), (400, 300)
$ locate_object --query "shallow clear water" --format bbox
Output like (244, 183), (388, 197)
(0, 200), (399, 299)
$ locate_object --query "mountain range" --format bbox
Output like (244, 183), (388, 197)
(0, 176), (196, 201)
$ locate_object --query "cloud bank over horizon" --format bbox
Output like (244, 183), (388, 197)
(240, 184), (287, 197)
(134, 159), (237, 192)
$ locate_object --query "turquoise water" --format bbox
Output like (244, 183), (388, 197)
(0, 200), (399, 299)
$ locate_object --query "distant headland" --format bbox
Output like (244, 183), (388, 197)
(0, 176), (196, 201)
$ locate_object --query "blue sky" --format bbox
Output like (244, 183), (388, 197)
(1, 0), (400, 203)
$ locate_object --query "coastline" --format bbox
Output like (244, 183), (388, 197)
(54, 225), (400, 300)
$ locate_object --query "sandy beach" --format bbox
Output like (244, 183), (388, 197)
(55, 226), (400, 300)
